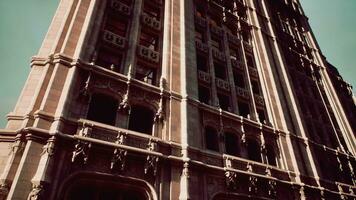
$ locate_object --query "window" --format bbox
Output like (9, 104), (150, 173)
(266, 144), (277, 166)
(233, 71), (245, 88)
(96, 49), (122, 72)
(139, 31), (159, 51)
(217, 93), (231, 111)
(247, 139), (261, 162)
(87, 93), (118, 126)
(251, 80), (260, 94)
(205, 127), (219, 151)
(230, 49), (239, 61)
(225, 132), (239, 156)
(135, 64), (156, 85)
(128, 105), (154, 135)
(143, 1), (161, 20)
(246, 54), (255, 68)
(199, 85), (211, 104)
(197, 54), (208, 72)
(257, 109), (266, 123)
(238, 101), (250, 118)
(105, 16), (128, 37)
(214, 62), (226, 79)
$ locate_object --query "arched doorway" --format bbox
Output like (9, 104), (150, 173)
(58, 173), (156, 200)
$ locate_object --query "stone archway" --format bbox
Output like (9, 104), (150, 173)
(57, 172), (157, 200)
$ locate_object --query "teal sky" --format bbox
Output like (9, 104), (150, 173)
(0, 1), (355, 128)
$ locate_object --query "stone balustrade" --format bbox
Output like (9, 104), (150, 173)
(198, 70), (212, 84)
(212, 47), (226, 62)
(141, 13), (161, 31)
(137, 45), (160, 63)
(236, 87), (250, 99)
(216, 78), (231, 91)
(196, 40), (209, 54)
(110, 0), (131, 16)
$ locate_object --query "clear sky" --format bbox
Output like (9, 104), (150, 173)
(0, 1), (355, 128)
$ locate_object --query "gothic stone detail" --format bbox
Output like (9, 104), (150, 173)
(225, 171), (238, 191)
(110, 132), (127, 171)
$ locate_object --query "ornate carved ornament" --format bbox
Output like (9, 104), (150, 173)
(144, 139), (159, 176)
(27, 183), (44, 200)
(110, 131), (128, 172)
(248, 175), (258, 194)
(225, 170), (238, 191)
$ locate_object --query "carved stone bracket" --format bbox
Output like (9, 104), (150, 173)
(80, 72), (92, 97)
(0, 183), (9, 200)
(268, 179), (277, 197)
(110, 132), (127, 172)
(71, 141), (91, 165)
(225, 171), (238, 191)
(27, 183), (44, 200)
(248, 176), (258, 194)
(144, 139), (159, 176)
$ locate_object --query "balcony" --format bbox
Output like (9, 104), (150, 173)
(254, 94), (264, 106)
(141, 13), (161, 31)
(198, 70), (211, 84)
(249, 67), (258, 78)
(227, 32), (241, 47)
(215, 78), (230, 91)
(110, 0), (131, 16)
(137, 45), (160, 63)
(231, 59), (244, 70)
(212, 48), (226, 62)
(102, 30), (126, 49)
(210, 24), (224, 37)
(195, 15), (207, 28)
(195, 40), (209, 54)
(236, 87), (250, 99)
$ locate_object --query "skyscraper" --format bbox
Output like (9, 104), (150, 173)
(0, 0), (355, 199)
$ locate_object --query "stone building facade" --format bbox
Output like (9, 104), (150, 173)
(0, 0), (355, 199)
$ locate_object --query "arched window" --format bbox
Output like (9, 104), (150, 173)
(225, 132), (239, 156)
(205, 127), (219, 152)
(87, 93), (118, 126)
(128, 105), (154, 135)
(247, 139), (261, 162)
(266, 144), (277, 166)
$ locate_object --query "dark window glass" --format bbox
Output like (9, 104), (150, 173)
(214, 62), (226, 79)
(87, 93), (118, 126)
(233, 71), (245, 88)
(197, 54), (208, 72)
(135, 65), (156, 85)
(139, 31), (159, 51)
(251, 80), (260, 94)
(96, 49), (122, 72)
(266, 145), (277, 166)
(238, 101), (250, 118)
(257, 109), (266, 123)
(218, 93), (231, 111)
(128, 106), (154, 134)
(199, 85), (211, 104)
(247, 139), (261, 162)
(225, 132), (239, 156)
(205, 127), (219, 151)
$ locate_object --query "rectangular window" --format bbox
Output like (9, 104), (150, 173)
(199, 85), (211, 104)
(143, 1), (161, 20)
(233, 70), (245, 88)
(135, 64), (156, 85)
(195, 29), (205, 43)
(105, 16), (127, 37)
(238, 101), (250, 118)
(139, 31), (159, 51)
(218, 93), (231, 111)
(251, 80), (260, 94)
(214, 62), (226, 79)
(246, 54), (255, 68)
(96, 48), (122, 72)
(197, 54), (208, 72)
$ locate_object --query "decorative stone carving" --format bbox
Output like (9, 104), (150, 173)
(212, 48), (226, 62)
(41, 139), (55, 157)
(225, 171), (238, 190)
(0, 183), (9, 200)
(248, 176), (258, 194)
(195, 40), (209, 54)
(198, 70), (211, 84)
(195, 15), (207, 28)
(80, 72), (92, 97)
(249, 67), (258, 78)
(236, 87), (250, 99)
(102, 30), (126, 49)
(231, 59), (243, 69)
(254, 94), (264, 106)
(144, 140), (159, 176)
(111, 0), (131, 16)
(227, 33), (240, 47)
(268, 180), (277, 197)
(110, 132), (127, 171)
(137, 45), (160, 63)
(27, 184), (43, 200)
(72, 127), (91, 165)
(141, 13), (161, 31)
(215, 78), (230, 91)
(210, 24), (224, 37)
